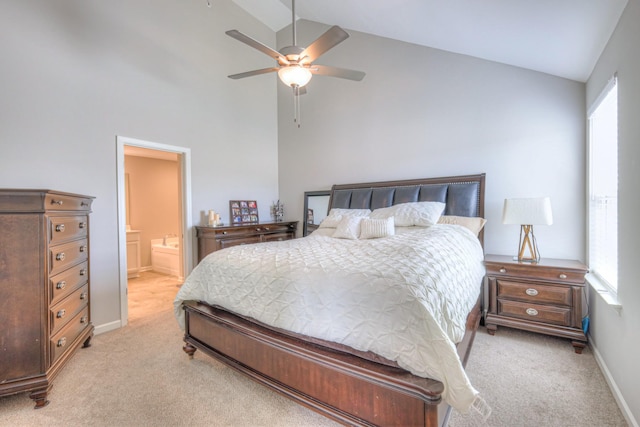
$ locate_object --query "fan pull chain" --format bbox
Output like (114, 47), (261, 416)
(293, 86), (301, 128)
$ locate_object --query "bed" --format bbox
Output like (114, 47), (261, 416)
(175, 173), (488, 427)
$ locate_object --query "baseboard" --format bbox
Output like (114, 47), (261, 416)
(94, 320), (123, 336)
(589, 336), (639, 427)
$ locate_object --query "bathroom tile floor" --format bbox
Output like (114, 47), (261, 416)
(127, 270), (183, 322)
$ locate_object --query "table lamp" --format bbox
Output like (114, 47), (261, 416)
(502, 197), (553, 263)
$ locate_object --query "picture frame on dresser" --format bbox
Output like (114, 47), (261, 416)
(229, 200), (258, 224)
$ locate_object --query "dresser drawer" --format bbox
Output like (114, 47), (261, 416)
(50, 261), (89, 305)
(219, 236), (261, 249)
(496, 279), (572, 306)
(44, 193), (92, 212)
(50, 284), (89, 335)
(50, 307), (90, 365)
(49, 216), (88, 244)
(255, 224), (295, 234)
(497, 299), (572, 327)
(49, 238), (88, 275)
(262, 232), (294, 243)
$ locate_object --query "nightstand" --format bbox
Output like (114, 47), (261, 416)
(484, 254), (588, 353)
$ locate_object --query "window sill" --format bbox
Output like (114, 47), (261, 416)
(586, 273), (622, 314)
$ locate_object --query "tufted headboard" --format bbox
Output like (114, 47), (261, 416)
(328, 173), (486, 243)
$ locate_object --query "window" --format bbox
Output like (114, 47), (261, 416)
(587, 75), (618, 291)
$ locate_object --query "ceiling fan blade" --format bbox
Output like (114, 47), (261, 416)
(309, 65), (366, 81)
(228, 67), (279, 80)
(226, 30), (289, 65)
(299, 26), (350, 64)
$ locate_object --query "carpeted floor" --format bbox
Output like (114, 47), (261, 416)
(0, 272), (628, 426)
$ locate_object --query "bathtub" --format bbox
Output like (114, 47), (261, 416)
(151, 237), (180, 278)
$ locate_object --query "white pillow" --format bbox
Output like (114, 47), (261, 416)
(437, 215), (487, 236)
(318, 214), (343, 229)
(327, 208), (371, 218)
(332, 216), (364, 240)
(360, 217), (395, 239)
(370, 201), (445, 227)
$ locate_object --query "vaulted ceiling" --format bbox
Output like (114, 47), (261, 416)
(231, 0), (627, 82)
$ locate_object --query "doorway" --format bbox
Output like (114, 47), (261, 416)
(116, 136), (193, 327)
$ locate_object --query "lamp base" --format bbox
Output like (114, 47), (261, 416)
(516, 225), (541, 263)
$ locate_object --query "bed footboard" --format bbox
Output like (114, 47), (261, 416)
(182, 298), (481, 427)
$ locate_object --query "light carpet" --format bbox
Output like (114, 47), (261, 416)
(0, 278), (628, 426)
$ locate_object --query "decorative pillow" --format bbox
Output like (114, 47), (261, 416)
(438, 215), (487, 236)
(327, 208), (371, 218)
(318, 214), (343, 229)
(370, 201), (445, 227)
(332, 216), (364, 240)
(360, 217), (395, 239)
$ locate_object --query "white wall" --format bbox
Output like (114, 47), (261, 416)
(277, 20), (586, 261)
(0, 0), (279, 329)
(586, 1), (640, 424)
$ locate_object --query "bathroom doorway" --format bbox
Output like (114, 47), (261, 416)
(116, 136), (192, 327)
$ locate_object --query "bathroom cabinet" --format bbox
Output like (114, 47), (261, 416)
(0, 189), (94, 408)
(195, 221), (298, 263)
(126, 230), (141, 278)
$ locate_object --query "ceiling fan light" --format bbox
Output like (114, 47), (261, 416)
(278, 66), (312, 88)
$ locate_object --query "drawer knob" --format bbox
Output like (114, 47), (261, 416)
(499, 268), (507, 273)
(525, 288), (539, 296)
(80, 245), (88, 253)
(80, 268), (87, 276)
(79, 222), (87, 229)
(81, 201), (89, 207)
(56, 252), (66, 261)
(55, 224), (65, 232)
(80, 292), (87, 300)
(223, 231), (228, 235)
(57, 337), (67, 347)
(80, 316), (88, 324)
(526, 308), (539, 316)
(57, 309), (66, 319)
(56, 280), (67, 290)
(51, 199), (64, 205)
(559, 273), (567, 279)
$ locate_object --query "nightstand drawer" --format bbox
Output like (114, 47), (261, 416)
(497, 279), (572, 306)
(498, 299), (571, 326)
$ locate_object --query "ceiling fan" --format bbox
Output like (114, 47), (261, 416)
(225, 0), (366, 126)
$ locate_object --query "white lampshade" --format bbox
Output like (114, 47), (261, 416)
(502, 197), (553, 225)
(278, 65), (312, 88)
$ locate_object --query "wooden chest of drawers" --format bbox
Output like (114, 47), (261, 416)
(484, 254), (588, 353)
(196, 221), (298, 263)
(0, 189), (94, 408)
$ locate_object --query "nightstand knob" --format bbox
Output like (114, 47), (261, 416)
(525, 288), (539, 296)
(499, 268), (507, 273)
(558, 273), (567, 279)
(55, 224), (65, 232)
(526, 308), (539, 316)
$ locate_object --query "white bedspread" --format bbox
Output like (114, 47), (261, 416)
(174, 224), (485, 413)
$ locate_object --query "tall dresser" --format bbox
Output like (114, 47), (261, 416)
(0, 190), (94, 408)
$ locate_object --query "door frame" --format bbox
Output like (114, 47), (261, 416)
(116, 135), (193, 327)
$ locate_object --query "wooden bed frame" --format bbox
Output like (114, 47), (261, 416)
(181, 173), (486, 427)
